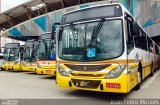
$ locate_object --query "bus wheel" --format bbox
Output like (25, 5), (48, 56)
(55, 76), (57, 84)
(150, 62), (154, 76)
(134, 64), (142, 90)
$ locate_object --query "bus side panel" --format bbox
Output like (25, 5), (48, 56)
(125, 19), (139, 92)
(127, 47), (152, 91)
(127, 63), (139, 92)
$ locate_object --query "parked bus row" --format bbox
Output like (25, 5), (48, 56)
(1, 3), (160, 93)
(1, 31), (57, 76)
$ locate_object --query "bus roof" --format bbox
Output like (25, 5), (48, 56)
(66, 3), (124, 14)
(5, 43), (20, 48)
(25, 40), (38, 47)
(61, 3), (127, 25)
(62, 3), (159, 46)
(39, 32), (52, 40)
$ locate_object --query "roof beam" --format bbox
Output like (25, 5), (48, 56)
(3, 13), (15, 26)
(3, 13), (23, 26)
(42, 0), (46, 4)
(42, 0), (49, 13)
(61, 0), (65, 8)
(3, 13), (12, 20)
(22, 5), (38, 18)
(45, 4), (54, 11)
(78, 0), (81, 4)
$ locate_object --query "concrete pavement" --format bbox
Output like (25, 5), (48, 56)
(0, 69), (160, 104)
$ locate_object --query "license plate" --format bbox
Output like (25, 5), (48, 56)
(29, 68), (33, 70)
(77, 81), (90, 87)
(46, 70), (51, 73)
(106, 83), (121, 89)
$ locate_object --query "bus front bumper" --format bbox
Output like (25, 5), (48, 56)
(22, 66), (36, 72)
(57, 73), (128, 93)
(12, 64), (21, 71)
(1, 64), (6, 70)
(2, 62), (20, 70)
(5, 64), (14, 70)
(36, 68), (56, 75)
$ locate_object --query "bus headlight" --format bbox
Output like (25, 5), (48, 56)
(58, 66), (69, 77)
(105, 65), (126, 79)
(37, 64), (42, 68)
(2, 61), (5, 65)
(14, 61), (19, 65)
(22, 63), (27, 67)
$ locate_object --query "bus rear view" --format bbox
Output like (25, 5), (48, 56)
(36, 32), (56, 75)
(2, 43), (21, 70)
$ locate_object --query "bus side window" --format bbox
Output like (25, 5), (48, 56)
(158, 47), (160, 55)
(20, 46), (24, 60)
(127, 20), (134, 53)
(147, 36), (153, 52)
(134, 28), (141, 48)
(155, 45), (159, 55)
(140, 31), (147, 51)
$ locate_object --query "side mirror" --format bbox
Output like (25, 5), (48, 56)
(51, 23), (60, 39)
(52, 23), (60, 31)
(32, 58), (36, 62)
(20, 53), (23, 60)
(132, 20), (139, 36)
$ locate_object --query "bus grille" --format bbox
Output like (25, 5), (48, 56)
(70, 73), (104, 77)
(42, 66), (56, 69)
(65, 64), (111, 71)
(71, 79), (101, 89)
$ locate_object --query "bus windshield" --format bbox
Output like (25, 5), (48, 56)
(58, 19), (123, 61)
(23, 47), (33, 61)
(37, 40), (56, 60)
(3, 48), (20, 61)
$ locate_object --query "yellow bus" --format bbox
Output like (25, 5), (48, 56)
(21, 40), (38, 72)
(36, 32), (56, 75)
(56, 3), (160, 93)
(2, 43), (22, 71)
(0, 47), (4, 70)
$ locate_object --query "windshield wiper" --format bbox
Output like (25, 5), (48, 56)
(8, 47), (15, 61)
(3, 49), (9, 61)
(31, 45), (37, 61)
(43, 40), (48, 59)
(24, 47), (31, 61)
(49, 40), (55, 60)
(28, 47), (33, 62)
(90, 18), (105, 47)
(70, 24), (78, 40)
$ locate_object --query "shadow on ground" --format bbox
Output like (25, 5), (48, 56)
(24, 72), (37, 75)
(4, 70), (26, 73)
(40, 75), (56, 80)
(66, 89), (130, 100)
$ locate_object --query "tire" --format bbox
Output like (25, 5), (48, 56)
(55, 76), (57, 84)
(1, 68), (4, 71)
(134, 64), (142, 90)
(150, 62), (154, 76)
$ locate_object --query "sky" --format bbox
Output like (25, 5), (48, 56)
(1, 0), (31, 12)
